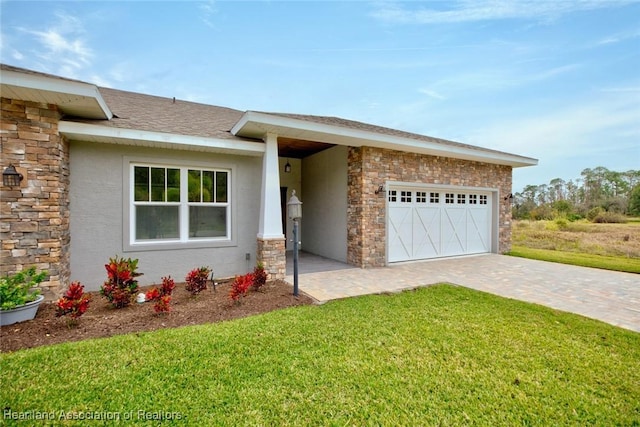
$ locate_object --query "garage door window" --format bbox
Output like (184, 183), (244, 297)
(445, 193), (455, 204)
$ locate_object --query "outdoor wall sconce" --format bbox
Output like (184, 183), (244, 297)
(375, 185), (385, 195)
(284, 159), (292, 173)
(2, 164), (24, 187)
(504, 193), (513, 201)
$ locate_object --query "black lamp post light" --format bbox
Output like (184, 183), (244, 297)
(287, 190), (302, 297)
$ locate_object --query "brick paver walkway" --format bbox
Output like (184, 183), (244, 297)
(286, 253), (640, 333)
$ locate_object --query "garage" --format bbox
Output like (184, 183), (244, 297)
(387, 186), (493, 262)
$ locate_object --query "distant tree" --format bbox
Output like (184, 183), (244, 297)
(629, 185), (640, 216)
(549, 178), (566, 203)
(515, 166), (639, 221)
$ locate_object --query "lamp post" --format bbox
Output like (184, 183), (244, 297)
(287, 190), (302, 297)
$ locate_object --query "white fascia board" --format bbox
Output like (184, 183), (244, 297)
(232, 111), (538, 168)
(0, 69), (113, 119)
(59, 121), (266, 156)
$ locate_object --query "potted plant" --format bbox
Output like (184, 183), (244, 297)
(0, 267), (47, 326)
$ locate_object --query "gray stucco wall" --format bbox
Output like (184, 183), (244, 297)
(69, 141), (262, 291)
(301, 145), (348, 262)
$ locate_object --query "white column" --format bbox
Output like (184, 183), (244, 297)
(258, 132), (284, 239)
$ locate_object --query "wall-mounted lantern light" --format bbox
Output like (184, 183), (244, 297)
(287, 190), (302, 296)
(2, 164), (24, 187)
(284, 159), (292, 174)
(375, 184), (384, 195)
(503, 193), (513, 202)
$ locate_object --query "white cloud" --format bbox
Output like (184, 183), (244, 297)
(370, 0), (635, 24)
(17, 11), (93, 76)
(199, 0), (218, 29)
(418, 88), (446, 100)
(466, 94), (640, 159)
(594, 28), (640, 46)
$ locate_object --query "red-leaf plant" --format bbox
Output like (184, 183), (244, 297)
(230, 273), (253, 303)
(55, 282), (91, 320)
(251, 263), (268, 292)
(100, 256), (143, 308)
(145, 276), (175, 313)
(185, 267), (211, 295)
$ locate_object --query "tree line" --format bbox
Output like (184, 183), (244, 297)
(513, 166), (640, 220)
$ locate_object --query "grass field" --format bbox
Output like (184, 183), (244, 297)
(509, 219), (640, 273)
(2, 285), (639, 426)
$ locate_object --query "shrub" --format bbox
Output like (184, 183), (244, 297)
(530, 205), (554, 221)
(55, 282), (91, 320)
(186, 267), (210, 295)
(100, 256), (143, 308)
(146, 276), (175, 313)
(230, 273), (253, 303)
(0, 267), (47, 311)
(154, 295), (172, 313)
(591, 212), (627, 224)
(251, 263), (268, 291)
(587, 207), (604, 222)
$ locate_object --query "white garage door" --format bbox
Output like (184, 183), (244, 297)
(388, 187), (492, 262)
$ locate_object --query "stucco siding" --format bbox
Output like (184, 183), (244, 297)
(302, 145), (348, 262)
(70, 141), (261, 290)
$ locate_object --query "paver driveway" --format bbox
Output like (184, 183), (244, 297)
(286, 253), (640, 333)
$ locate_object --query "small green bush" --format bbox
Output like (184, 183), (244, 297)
(587, 207), (604, 222)
(0, 267), (47, 310)
(592, 212), (627, 224)
(555, 218), (569, 230)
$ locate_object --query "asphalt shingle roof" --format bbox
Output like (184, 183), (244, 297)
(72, 88), (248, 141)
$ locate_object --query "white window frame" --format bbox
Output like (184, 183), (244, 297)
(123, 157), (236, 252)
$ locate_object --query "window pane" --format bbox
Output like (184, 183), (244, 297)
(134, 166), (149, 202)
(189, 206), (227, 238)
(188, 170), (201, 202)
(151, 168), (165, 202)
(216, 171), (227, 203)
(166, 168), (180, 202)
(136, 206), (179, 240)
(202, 171), (215, 202)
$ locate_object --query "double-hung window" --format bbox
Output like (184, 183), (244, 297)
(131, 164), (231, 244)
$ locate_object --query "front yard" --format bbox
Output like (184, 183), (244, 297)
(2, 285), (638, 426)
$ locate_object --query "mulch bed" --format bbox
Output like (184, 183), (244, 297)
(0, 280), (313, 353)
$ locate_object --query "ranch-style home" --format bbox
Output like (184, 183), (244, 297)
(0, 64), (537, 293)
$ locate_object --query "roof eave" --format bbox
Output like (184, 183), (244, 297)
(231, 111), (538, 168)
(58, 121), (265, 156)
(0, 68), (112, 120)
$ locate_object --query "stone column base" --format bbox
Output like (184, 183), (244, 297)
(256, 237), (286, 280)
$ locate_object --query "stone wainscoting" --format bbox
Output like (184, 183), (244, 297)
(1, 98), (70, 293)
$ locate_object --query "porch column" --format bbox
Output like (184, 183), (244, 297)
(257, 132), (286, 279)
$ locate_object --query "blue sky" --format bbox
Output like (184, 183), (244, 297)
(1, 1), (638, 191)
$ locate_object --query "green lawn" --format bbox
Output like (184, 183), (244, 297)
(2, 285), (639, 426)
(508, 245), (640, 273)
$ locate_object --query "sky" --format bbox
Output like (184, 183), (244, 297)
(1, 0), (638, 192)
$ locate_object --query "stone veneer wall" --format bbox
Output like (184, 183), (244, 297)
(256, 237), (286, 280)
(0, 98), (70, 292)
(347, 146), (513, 268)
